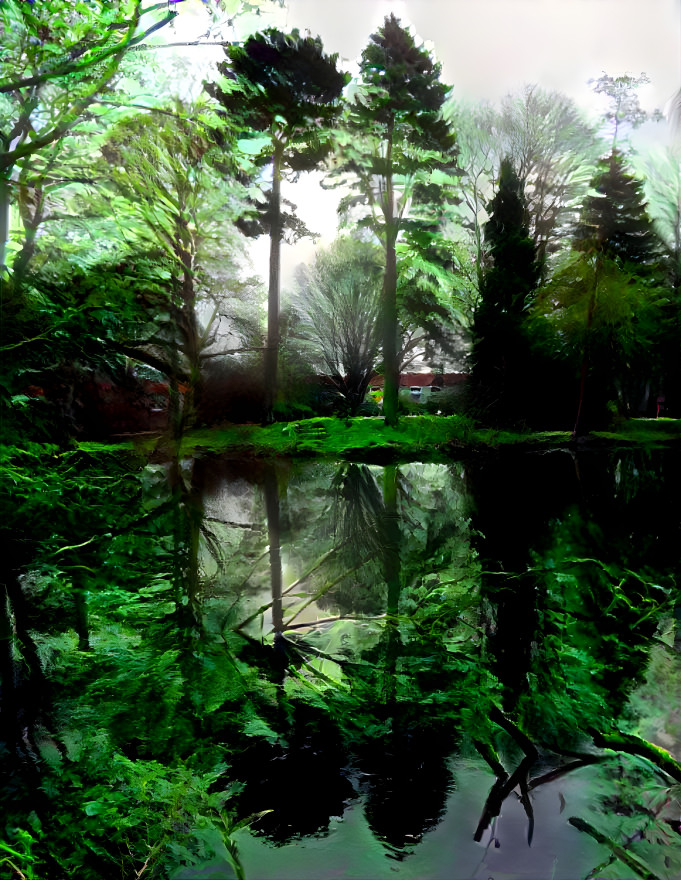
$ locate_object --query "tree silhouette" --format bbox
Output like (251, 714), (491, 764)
(471, 158), (540, 424)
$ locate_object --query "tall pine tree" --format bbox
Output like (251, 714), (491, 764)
(471, 158), (540, 424)
(335, 15), (457, 426)
(568, 149), (663, 430)
(206, 29), (347, 423)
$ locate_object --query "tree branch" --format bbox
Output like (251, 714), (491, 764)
(0, 4), (171, 94)
(113, 344), (188, 382)
(0, 9), (176, 170)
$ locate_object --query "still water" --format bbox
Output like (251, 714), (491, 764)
(172, 449), (681, 880)
(5, 446), (681, 880)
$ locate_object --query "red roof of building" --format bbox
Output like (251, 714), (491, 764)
(369, 372), (468, 388)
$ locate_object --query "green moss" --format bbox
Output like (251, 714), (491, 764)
(75, 440), (140, 454)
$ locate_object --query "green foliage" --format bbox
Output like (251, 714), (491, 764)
(179, 415), (483, 458)
(0, 0), (177, 278)
(574, 149), (663, 270)
(332, 14), (458, 426)
(533, 252), (660, 361)
(5, 745), (244, 880)
(0, 253), (171, 442)
(354, 14), (453, 149)
(1, 443), (268, 878)
(641, 147), (681, 285)
(531, 250), (664, 426)
(291, 236), (384, 415)
(470, 158), (541, 424)
(208, 27), (348, 155)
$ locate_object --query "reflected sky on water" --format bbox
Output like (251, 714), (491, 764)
(180, 449), (681, 879)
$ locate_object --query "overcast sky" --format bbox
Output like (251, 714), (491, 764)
(173, 0), (681, 286)
(282, 0), (679, 113)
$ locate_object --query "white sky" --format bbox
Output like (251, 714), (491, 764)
(282, 0), (679, 113)
(170, 0), (681, 287)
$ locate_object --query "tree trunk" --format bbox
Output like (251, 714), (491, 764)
(264, 142), (284, 424)
(74, 587), (90, 652)
(180, 248), (201, 433)
(0, 585), (16, 748)
(3, 570), (47, 758)
(0, 173), (10, 273)
(382, 120), (399, 428)
(380, 465), (402, 706)
(382, 465), (400, 616)
(264, 465), (283, 634)
(573, 256), (599, 437)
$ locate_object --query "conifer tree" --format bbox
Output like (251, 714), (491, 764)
(471, 158), (540, 424)
(574, 149), (662, 270)
(206, 29), (347, 423)
(532, 151), (665, 434)
(335, 15), (457, 426)
(570, 150), (663, 429)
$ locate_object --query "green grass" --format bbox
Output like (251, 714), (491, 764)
(173, 416), (573, 460)
(592, 417), (681, 446)
(74, 417), (681, 461)
(178, 416), (468, 460)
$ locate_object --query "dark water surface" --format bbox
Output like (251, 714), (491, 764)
(173, 449), (681, 880)
(5, 446), (681, 879)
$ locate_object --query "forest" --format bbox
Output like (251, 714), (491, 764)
(3, 1), (681, 879)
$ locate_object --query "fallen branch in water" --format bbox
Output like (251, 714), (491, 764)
(590, 729), (681, 783)
(473, 753), (536, 843)
(490, 707), (538, 760)
(568, 816), (663, 880)
(528, 754), (609, 790)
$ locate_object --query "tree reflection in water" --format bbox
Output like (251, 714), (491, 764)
(217, 451), (681, 878)
(5, 448), (681, 878)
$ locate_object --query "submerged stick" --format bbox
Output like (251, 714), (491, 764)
(474, 754), (536, 843)
(568, 816), (663, 880)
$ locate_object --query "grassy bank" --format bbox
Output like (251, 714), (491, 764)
(592, 417), (681, 447)
(73, 417), (681, 461)
(174, 415), (572, 459)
